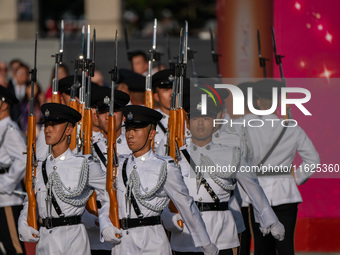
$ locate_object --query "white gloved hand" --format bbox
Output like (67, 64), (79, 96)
(18, 220), (40, 242)
(259, 226), (271, 236)
(161, 207), (183, 233)
(102, 226), (122, 245)
(202, 242), (219, 255)
(270, 221), (285, 241)
(82, 210), (99, 231)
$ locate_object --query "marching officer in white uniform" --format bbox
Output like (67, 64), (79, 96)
(0, 86), (26, 254)
(243, 80), (320, 255)
(36, 75), (81, 161)
(152, 69), (191, 154)
(18, 103), (108, 255)
(99, 105), (219, 255)
(82, 86), (131, 255)
(162, 89), (285, 255)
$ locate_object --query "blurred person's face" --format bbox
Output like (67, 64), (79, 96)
(97, 110), (123, 135)
(15, 67), (29, 85)
(10, 61), (21, 77)
(132, 55), (148, 75)
(92, 70), (104, 86)
(61, 93), (71, 106)
(154, 87), (172, 112)
(58, 67), (68, 80)
(188, 116), (214, 145)
(0, 62), (8, 79)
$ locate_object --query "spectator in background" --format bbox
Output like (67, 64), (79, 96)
(12, 64), (29, 102)
(19, 81), (44, 136)
(8, 64), (29, 122)
(0, 62), (8, 88)
(45, 64), (69, 103)
(8, 59), (22, 80)
(92, 69), (104, 86)
(129, 50), (148, 75)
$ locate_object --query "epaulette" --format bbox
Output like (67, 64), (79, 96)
(155, 154), (175, 165)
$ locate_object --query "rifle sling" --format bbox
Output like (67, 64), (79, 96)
(93, 143), (107, 167)
(257, 126), (288, 168)
(157, 121), (167, 134)
(42, 159), (64, 217)
(181, 149), (220, 203)
(122, 158), (143, 218)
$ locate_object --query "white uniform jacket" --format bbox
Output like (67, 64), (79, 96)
(0, 117), (26, 207)
(87, 130), (130, 251)
(19, 149), (107, 255)
(244, 114), (320, 206)
(171, 142), (278, 252)
(99, 150), (212, 255)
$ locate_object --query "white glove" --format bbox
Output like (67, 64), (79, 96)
(259, 226), (271, 236)
(18, 220), (40, 243)
(201, 242), (219, 255)
(102, 226), (122, 245)
(82, 210), (99, 231)
(270, 221), (285, 241)
(161, 207), (183, 233)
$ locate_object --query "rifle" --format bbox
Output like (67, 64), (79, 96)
(77, 25), (86, 154)
(51, 20), (64, 103)
(167, 23), (189, 228)
(144, 19), (158, 109)
(69, 28), (85, 151)
(68, 74), (80, 150)
(83, 26), (98, 216)
(166, 34), (175, 70)
(107, 30), (120, 234)
(175, 21), (188, 152)
(209, 27), (222, 79)
(123, 24), (134, 71)
(271, 26), (291, 119)
(257, 29), (269, 78)
(25, 32), (38, 231)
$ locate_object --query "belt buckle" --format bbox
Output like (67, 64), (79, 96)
(45, 218), (53, 229)
(121, 218), (128, 230)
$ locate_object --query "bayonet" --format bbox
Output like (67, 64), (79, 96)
(209, 27), (222, 78)
(257, 29), (269, 78)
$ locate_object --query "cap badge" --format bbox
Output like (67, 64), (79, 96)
(168, 74), (175, 82)
(45, 109), (50, 117)
(127, 112), (133, 121)
(104, 96), (110, 105)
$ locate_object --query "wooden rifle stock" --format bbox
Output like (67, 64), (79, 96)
(69, 100), (79, 150)
(145, 90), (154, 109)
(168, 109), (177, 160)
(51, 93), (60, 104)
(106, 114), (120, 234)
(26, 115), (38, 230)
(176, 108), (185, 148)
(83, 108), (98, 216)
(167, 108), (183, 227)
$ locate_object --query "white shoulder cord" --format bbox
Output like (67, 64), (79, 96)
(127, 161), (170, 212)
(47, 158), (93, 206)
